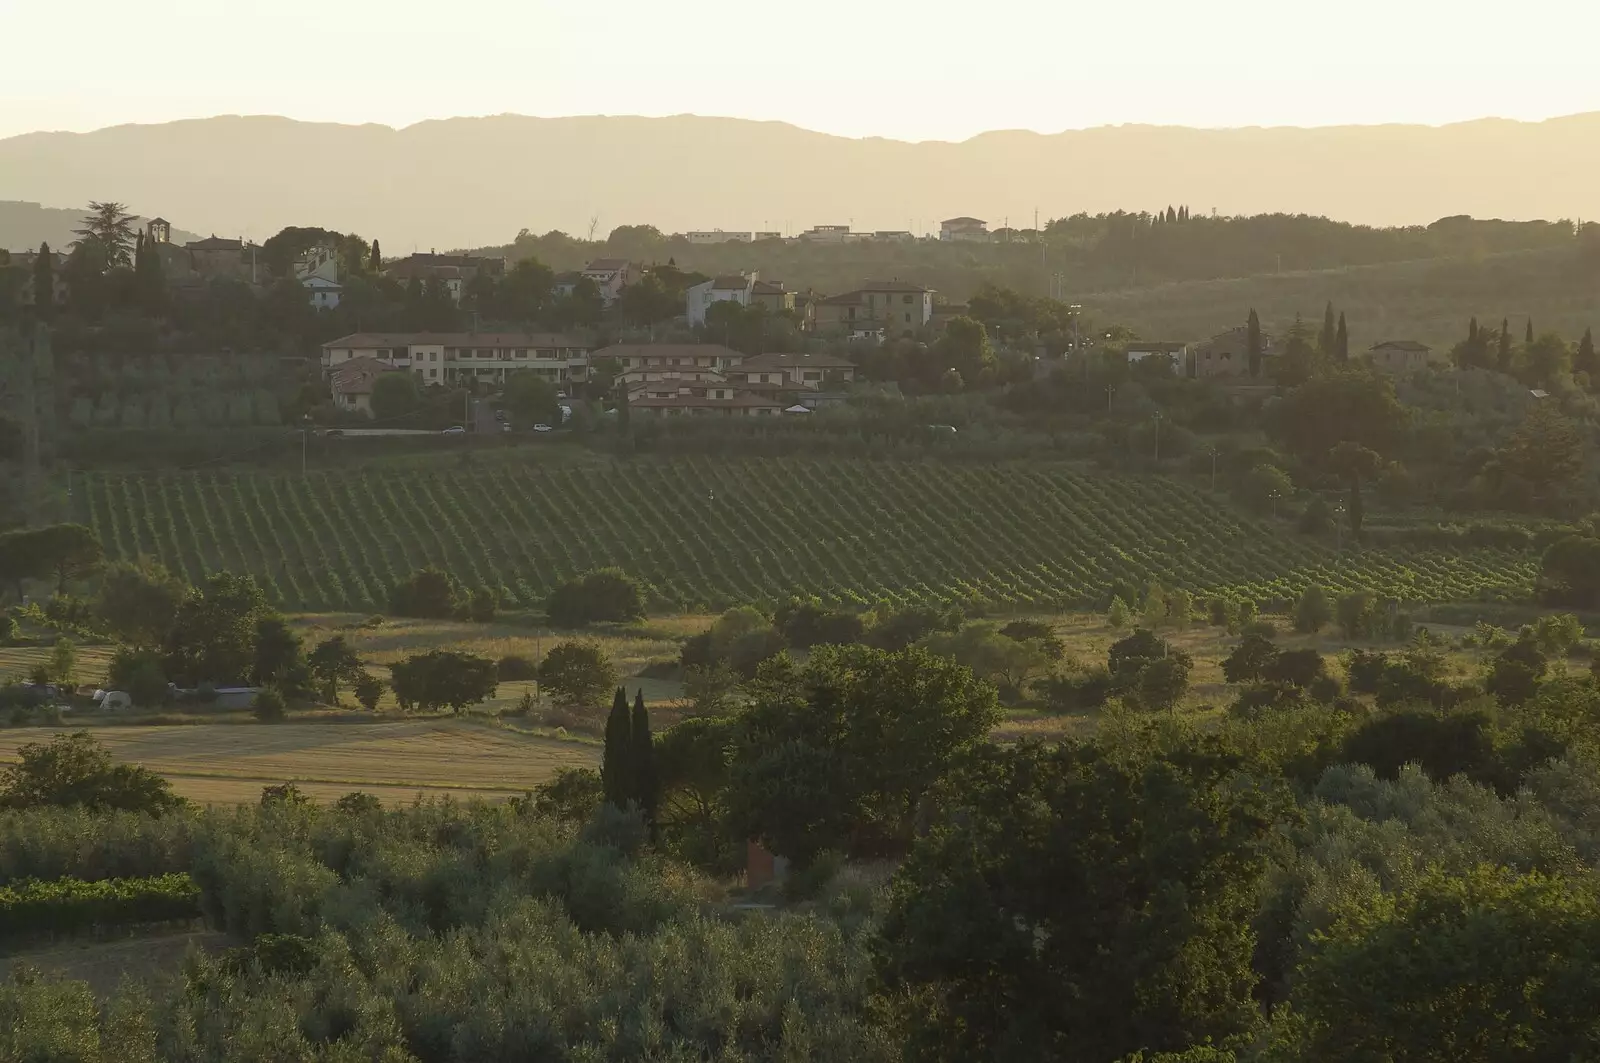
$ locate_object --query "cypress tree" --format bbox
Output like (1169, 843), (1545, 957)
(1335, 311), (1349, 360)
(1577, 327), (1597, 377)
(1319, 302), (1336, 355)
(631, 689), (658, 824)
(1498, 318), (1512, 370)
(1526, 318), (1535, 345)
(369, 238), (382, 272)
(32, 241), (54, 319)
(601, 686), (632, 809)
(1246, 309), (1263, 377)
(1165, 205), (1177, 224)
(1468, 317), (1479, 344)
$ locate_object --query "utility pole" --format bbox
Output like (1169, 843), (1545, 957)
(1105, 384), (1115, 412)
(300, 415), (311, 476)
(1152, 411), (1162, 462)
(1208, 447), (1218, 492)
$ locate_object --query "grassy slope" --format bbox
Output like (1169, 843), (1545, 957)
(74, 460), (1536, 612)
(1088, 247), (1600, 349)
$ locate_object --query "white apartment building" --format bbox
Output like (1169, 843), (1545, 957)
(320, 332), (592, 389)
(686, 230), (754, 244)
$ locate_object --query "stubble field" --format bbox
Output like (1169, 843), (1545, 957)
(0, 720), (597, 805)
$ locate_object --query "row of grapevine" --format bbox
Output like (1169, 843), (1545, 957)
(75, 463), (1539, 612)
(0, 873), (201, 942)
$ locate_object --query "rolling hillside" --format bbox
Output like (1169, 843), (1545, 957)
(1088, 247), (1600, 349)
(74, 461), (1535, 612)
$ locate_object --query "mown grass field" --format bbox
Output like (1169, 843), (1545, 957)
(73, 460), (1537, 614)
(0, 721), (597, 805)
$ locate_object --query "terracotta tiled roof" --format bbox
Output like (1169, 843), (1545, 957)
(736, 352), (857, 370)
(592, 343), (746, 362)
(330, 356), (402, 395)
(322, 332), (590, 350)
(630, 393), (784, 410)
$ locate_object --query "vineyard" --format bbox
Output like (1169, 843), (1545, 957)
(74, 461), (1539, 612)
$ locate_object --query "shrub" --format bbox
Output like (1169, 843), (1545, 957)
(0, 732), (182, 814)
(1293, 586), (1333, 634)
(545, 568), (646, 628)
(253, 687), (286, 723)
(353, 672), (384, 712)
(1262, 648), (1327, 689)
(467, 586), (496, 624)
(333, 792), (382, 815)
(387, 567), (461, 619)
(0, 873), (200, 944)
(1033, 667), (1113, 713)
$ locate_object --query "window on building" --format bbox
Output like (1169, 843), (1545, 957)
(902, 294), (913, 304)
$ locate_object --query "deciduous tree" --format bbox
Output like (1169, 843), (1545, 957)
(388, 650), (497, 713)
(537, 640), (617, 709)
(878, 734), (1286, 1062)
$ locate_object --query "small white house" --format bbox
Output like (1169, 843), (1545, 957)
(686, 274), (756, 326)
(303, 276), (343, 309)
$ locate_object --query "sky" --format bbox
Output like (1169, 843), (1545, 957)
(5, 0), (1600, 142)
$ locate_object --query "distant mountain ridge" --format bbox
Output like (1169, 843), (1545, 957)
(0, 200), (201, 253)
(1, 113), (1598, 250)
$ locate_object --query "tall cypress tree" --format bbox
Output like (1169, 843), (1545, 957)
(369, 238), (382, 272)
(1498, 318), (1512, 371)
(32, 241), (54, 320)
(631, 689), (658, 825)
(1577, 327), (1597, 377)
(602, 686), (632, 809)
(1335, 311), (1349, 360)
(1526, 318), (1535, 345)
(1246, 309), (1263, 377)
(1468, 317), (1479, 345)
(1319, 302), (1336, 355)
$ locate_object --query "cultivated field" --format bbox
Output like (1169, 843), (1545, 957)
(0, 721), (597, 805)
(0, 645), (118, 688)
(74, 460), (1536, 613)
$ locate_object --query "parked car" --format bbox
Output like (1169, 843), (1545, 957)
(323, 428), (345, 437)
(501, 423), (512, 433)
(533, 423), (554, 433)
(442, 426), (466, 435)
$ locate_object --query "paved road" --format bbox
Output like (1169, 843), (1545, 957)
(469, 396), (498, 435)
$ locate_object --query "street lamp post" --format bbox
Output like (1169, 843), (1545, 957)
(1334, 503), (1345, 552)
(1152, 411), (1163, 462)
(1105, 384), (1115, 412)
(300, 414), (312, 476)
(1208, 447), (1218, 492)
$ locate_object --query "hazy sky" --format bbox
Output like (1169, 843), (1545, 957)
(6, 0), (1600, 142)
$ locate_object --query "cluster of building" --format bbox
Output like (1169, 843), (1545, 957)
(320, 333), (858, 420)
(682, 217), (996, 245)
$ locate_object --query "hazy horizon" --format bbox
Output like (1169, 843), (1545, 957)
(6, 111), (1600, 248)
(8, 0), (1600, 143)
